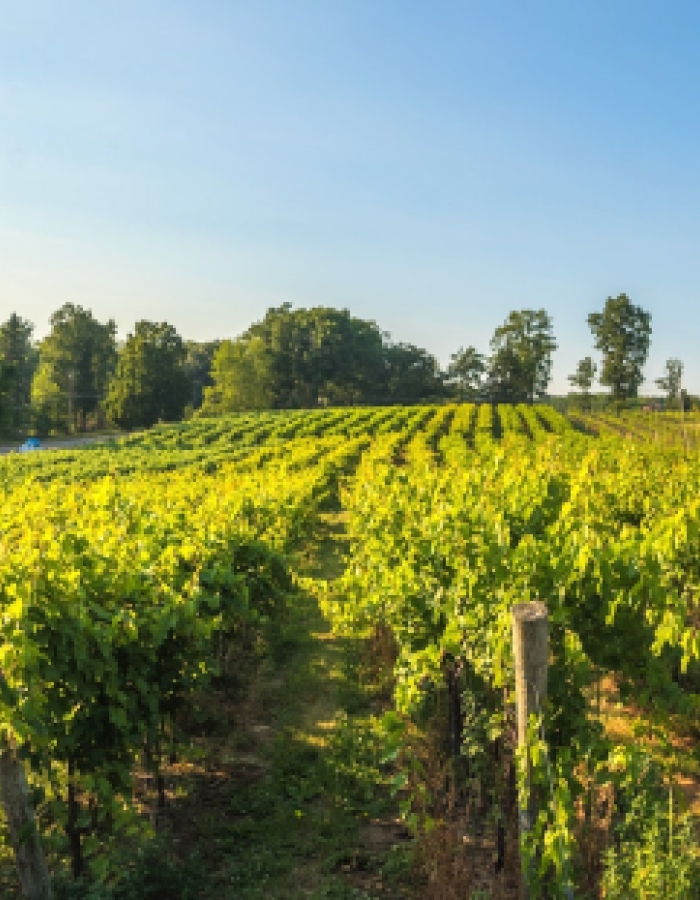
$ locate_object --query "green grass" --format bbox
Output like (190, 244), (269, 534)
(168, 513), (412, 899)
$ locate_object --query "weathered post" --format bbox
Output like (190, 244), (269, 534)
(0, 740), (54, 900)
(512, 601), (548, 899)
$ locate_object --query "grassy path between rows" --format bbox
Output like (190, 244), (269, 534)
(149, 511), (415, 900)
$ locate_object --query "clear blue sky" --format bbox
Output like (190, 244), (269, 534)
(2, 1), (699, 394)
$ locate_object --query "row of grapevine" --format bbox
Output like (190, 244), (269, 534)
(0, 435), (362, 883)
(3, 402), (695, 896)
(323, 429), (700, 896)
(0, 407), (441, 487)
(1, 404), (580, 490)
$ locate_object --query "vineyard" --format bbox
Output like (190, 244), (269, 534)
(1, 404), (700, 899)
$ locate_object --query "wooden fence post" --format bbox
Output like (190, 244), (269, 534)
(512, 601), (549, 899)
(0, 740), (54, 900)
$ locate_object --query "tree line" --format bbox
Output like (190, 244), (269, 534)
(0, 307), (219, 435)
(0, 294), (683, 435)
(448, 294), (685, 411)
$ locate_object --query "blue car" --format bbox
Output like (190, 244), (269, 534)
(19, 437), (42, 452)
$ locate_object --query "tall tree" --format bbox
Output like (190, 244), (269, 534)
(184, 340), (221, 410)
(0, 314), (37, 431)
(655, 358), (683, 410)
(446, 346), (486, 400)
(202, 305), (391, 413)
(201, 305), (448, 414)
(201, 337), (274, 414)
(487, 309), (556, 403)
(33, 304), (117, 431)
(587, 294), (651, 404)
(105, 321), (190, 429)
(568, 356), (597, 410)
(30, 366), (63, 435)
(265, 305), (387, 406)
(383, 343), (444, 403)
(0, 361), (15, 434)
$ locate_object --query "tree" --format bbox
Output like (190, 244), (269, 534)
(264, 305), (388, 406)
(383, 343), (445, 403)
(487, 309), (557, 403)
(655, 358), (684, 410)
(200, 304), (446, 414)
(446, 346), (486, 400)
(200, 336), (274, 414)
(184, 340), (221, 411)
(105, 321), (190, 429)
(0, 314), (37, 431)
(202, 305), (391, 413)
(587, 295), (651, 404)
(33, 304), (117, 431)
(568, 356), (597, 410)
(0, 360), (15, 434)
(30, 365), (63, 435)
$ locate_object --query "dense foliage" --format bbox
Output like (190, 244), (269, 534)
(487, 308), (557, 403)
(199, 304), (445, 414)
(588, 294), (652, 402)
(321, 405), (700, 896)
(0, 315), (36, 431)
(2, 401), (699, 897)
(2, 293), (671, 436)
(105, 321), (191, 429)
(32, 305), (117, 433)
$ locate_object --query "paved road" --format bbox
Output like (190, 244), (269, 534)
(0, 435), (117, 455)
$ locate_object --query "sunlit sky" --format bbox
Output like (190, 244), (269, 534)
(2, 2), (699, 394)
